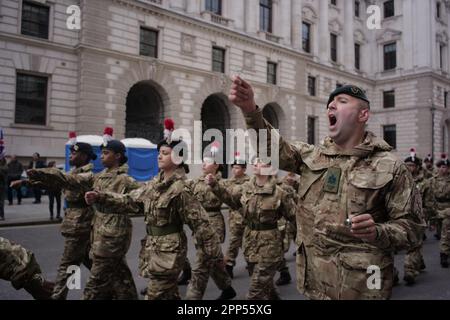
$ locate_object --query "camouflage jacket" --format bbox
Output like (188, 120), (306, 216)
(430, 174), (450, 219)
(30, 164), (95, 235)
(211, 175), (297, 263)
(96, 167), (222, 260)
(190, 173), (224, 214)
(0, 236), (41, 290)
(413, 170), (434, 220)
(244, 107), (425, 299)
(222, 174), (251, 216)
(31, 164), (140, 258)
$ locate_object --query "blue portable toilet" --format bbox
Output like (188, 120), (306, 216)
(65, 135), (104, 174)
(121, 138), (158, 182)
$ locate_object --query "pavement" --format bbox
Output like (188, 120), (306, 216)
(0, 196), (62, 227)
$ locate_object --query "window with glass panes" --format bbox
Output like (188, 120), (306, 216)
(15, 73), (48, 125)
(308, 76), (316, 96)
(212, 47), (226, 73)
(267, 62), (277, 85)
(307, 116), (316, 145)
(260, 0), (273, 33)
(383, 125), (397, 149)
(205, 0), (222, 15)
(383, 90), (395, 108)
(384, 0), (394, 18)
(330, 33), (338, 62)
(384, 42), (396, 70)
(355, 1), (360, 17)
(302, 22), (311, 53)
(140, 28), (158, 58)
(21, 1), (50, 39)
(355, 43), (361, 70)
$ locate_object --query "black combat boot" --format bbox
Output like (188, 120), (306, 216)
(177, 266), (191, 285)
(216, 286), (236, 300)
(393, 268), (399, 286)
(24, 274), (55, 300)
(275, 270), (292, 286)
(441, 253), (449, 268)
(225, 265), (234, 279)
(403, 274), (415, 286)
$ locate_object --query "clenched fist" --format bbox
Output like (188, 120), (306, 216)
(85, 191), (99, 205)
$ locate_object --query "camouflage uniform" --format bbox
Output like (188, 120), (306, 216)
(0, 236), (43, 290)
(430, 174), (450, 256)
(32, 164), (140, 300)
(30, 163), (95, 300)
(277, 177), (299, 274)
(223, 174), (250, 267)
(404, 170), (431, 281)
(244, 108), (425, 300)
(185, 173), (232, 300)
(95, 167), (223, 300)
(211, 176), (297, 300)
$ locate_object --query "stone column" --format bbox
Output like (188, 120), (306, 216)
(291, 0), (303, 50)
(245, 0), (259, 34)
(318, 0), (330, 63)
(343, 0), (354, 70)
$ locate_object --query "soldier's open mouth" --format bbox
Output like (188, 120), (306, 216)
(329, 114), (337, 127)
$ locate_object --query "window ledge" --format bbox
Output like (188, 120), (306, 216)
(10, 123), (54, 131)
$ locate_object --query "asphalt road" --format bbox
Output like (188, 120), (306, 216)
(1, 216), (449, 300)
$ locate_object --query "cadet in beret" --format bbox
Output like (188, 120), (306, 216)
(229, 77), (425, 300)
(12, 140), (97, 299)
(28, 135), (140, 300)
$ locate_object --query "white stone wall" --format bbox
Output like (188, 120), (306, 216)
(1, 0), (450, 165)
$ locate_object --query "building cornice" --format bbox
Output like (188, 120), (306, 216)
(0, 32), (77, 55)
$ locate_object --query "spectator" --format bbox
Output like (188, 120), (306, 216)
(28, 153), (45, 204)
(0, 157), (8, 220)
(7, 155), (23, 205)
(46, 161), (62, 221)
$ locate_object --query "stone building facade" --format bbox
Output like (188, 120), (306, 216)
(1, 0), (450, 175)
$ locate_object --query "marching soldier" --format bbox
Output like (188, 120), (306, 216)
(223, 155), (250, 278)
(206, 158), (297, 300)
(85, 119), (225, 300)
(402, 150), (429, 285)
(429, 155), (450, 268)
(185, 155), (236, 300)
(229, 77), (425, 299)
(0, 236), (54, 299)
(275, 172), (299, 286)
(12, 135), (97, 300)
(28, 128), (140, 300)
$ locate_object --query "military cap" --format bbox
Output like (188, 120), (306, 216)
(404, 156), (422, 166)
(327, 85), (370, 108)
(70, 142), (97, 161)
(101, 139), (128, 163)
(437, 154), (449, 167)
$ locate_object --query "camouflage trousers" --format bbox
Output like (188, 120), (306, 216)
(404, 244), (425, 279)
(441, 218), (450, 255)
(208, 211), (226, 243)
(141, 235), (187, 300)
(0, 237), (41, 290)
(247, 261), (281, 300)
(277, 219), (296, 273)
(225, 210), (245, 266)
(52, 234), (92, 300)
(82, 255), (137, 300)
(185, 250), (231, 300)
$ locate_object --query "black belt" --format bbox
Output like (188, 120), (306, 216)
(246, 222), (278, 231)
(146, 224), (183, 237)
(66, 200), (89, 209)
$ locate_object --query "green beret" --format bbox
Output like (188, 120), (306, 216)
(327, 85), (370, 108)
